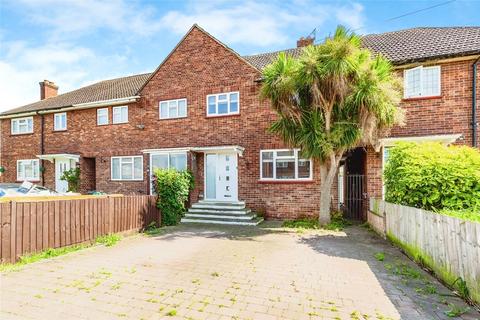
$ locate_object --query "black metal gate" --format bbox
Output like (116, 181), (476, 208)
(343, 174), (366, 220)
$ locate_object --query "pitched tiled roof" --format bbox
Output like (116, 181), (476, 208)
(244, 27), (480, 69)
(1, 73), (151, 116)
(3, 27), (479, 116)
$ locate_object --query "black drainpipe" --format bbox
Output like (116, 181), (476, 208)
(39, 112), (45, 185)
(473, 56), (480, 148)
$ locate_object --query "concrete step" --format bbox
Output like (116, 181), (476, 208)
(188, 208), (252, 215)
(181, 216), (264, 226)
(184, 212), (256, 220)
(192, 202), (246, 210)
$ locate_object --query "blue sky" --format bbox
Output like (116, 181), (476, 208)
(0, 0), (479, 111)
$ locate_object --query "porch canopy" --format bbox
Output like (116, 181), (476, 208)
(375, 134), (462, 151)
(36, 153), (80, 163)
(142, 145), (245, 156)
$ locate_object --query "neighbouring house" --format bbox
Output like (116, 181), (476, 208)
(0, 25), (479, 223)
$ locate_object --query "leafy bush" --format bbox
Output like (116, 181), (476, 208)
(60, 167), (81, 192)
(153, 169), (194, 226)
(384, 142), (480, 213)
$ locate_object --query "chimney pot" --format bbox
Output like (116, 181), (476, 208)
(39, 80), (58, 100)
(297, 36), (314, 48)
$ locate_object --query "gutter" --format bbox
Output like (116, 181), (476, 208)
(0, 96), (141, 119)
(473, 56), (479, 148)
(40, 114), (45, 186)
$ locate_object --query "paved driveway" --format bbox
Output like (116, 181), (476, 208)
(1, 223), (478, 320)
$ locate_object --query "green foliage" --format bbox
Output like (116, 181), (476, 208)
(374, 252), (385, 261)
(95, 234), (121, 247)
(0, 166), (5, 173)
(444, 303), (469, 317)
(153, 169), (194, 226)
(144, 221), (163, 236)
(60, 167), (81, 192)
(282, 211), (350, 231)
(384, 142), (480, 216)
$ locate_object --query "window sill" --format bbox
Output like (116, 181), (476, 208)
(402, 95), (442, 102)
(16, 180), (40, 183)
(258, 179), (314, 184)
(52, 129), (67, 132)
(110, 179), (144, 182)
(159, 116), (188, 121)
(206, 113), (240, 119)
(11, 132), (34, 136)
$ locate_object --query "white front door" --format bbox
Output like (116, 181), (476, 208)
(205, 153), (238, 201)
(55, 159), (71, 193)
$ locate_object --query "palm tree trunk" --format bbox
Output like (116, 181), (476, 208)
(318, 153), (342, 224)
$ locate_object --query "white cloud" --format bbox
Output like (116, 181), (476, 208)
(158, 1), (365, 47)
(0, 41), (128, 112)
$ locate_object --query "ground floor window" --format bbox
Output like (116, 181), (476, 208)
(150, 152), (187, 172)
(260, 149), (312, 180)
(17, 159), (40, 181)
(111, 156), (143, 180)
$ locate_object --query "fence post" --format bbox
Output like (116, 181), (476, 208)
(10, 201), (17, 263)
(108, 196), (115, 234)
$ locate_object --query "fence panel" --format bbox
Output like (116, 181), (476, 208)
(0, 195), (159, 263)
(369, 198), (480, 304)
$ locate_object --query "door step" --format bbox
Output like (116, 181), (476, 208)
(181, 201), (261, 226)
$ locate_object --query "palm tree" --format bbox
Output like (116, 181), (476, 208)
(261, 26), (404, 223)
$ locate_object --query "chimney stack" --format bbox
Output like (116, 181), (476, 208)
(39, 80), (58, 100)
(296, 36), (314, 48)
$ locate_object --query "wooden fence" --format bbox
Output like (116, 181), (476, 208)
(0, 195), (159, 263)
(369, 199), (480, 304)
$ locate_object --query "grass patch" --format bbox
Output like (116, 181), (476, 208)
(444, 303), (470, 317)
(1, 233), (124, 273)
(282, 213), (351, 231)
(374, 252), (385, 261)
(95, 234), (121, 247)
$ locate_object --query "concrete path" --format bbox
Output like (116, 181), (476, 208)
(1, 223), (478, 320)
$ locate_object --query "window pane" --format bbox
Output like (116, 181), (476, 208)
(12, 120), (18, 133)
(134, 157), (143, 179)
(178, 100), (186, 117)
(121, 161), (133, 180)
(276, 159), (295, 179)
(121, 107), (128, 122)
(262, 161), (273, 178)
(208, 96), (216, 114)
(112, 158), (120, 179)
(218, 94), (227, 101)
(168, 101), (177, 118)
(170, 154), (187, 171)
(151, 154), (169, 170)
(230, 101), (238, 113)
(113, 109), (120, 123)
(277, 150), (294, 157)
(405, 68), (421, 97)
(298, 159), (311, 178)
(32, 160), (39, 179)
(25, 162), (33, 179)
(27, 119), (33, 132)
(423, 67), (440, 96)
(160, 102), (168, 118)
(218, 101), (228, 114)
(230, 92), (238, 102)
(98, 109), (108, 125)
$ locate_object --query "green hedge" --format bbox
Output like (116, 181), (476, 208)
(153, 169), (194, 226)
(384, 142), (480, 213)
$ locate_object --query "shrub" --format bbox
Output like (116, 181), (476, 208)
(60, 168), (81, 192)
(384, 142), (480, 212)
(153, 169), (194, 226)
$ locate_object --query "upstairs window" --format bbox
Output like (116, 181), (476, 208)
(404, 66), (441, 98)
(11, 117), (33, 135)
(207, 92), (239, 116)
(159, 99), (187, 119)
(260, 149), (312, 180)
(112, 106), (128, 124)
(111, 156), (143, 180)
(97, 108), (109, 125)
(54, 112), (67, 131)
(17, 159), (40, 181)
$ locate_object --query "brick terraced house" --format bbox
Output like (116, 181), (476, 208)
(1, 25), (479, 224)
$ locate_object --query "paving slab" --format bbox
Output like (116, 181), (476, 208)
(1, 222), (478, 320)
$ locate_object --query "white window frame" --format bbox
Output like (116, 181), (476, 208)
(159, 98), (187, 119)
(403, 65), (441, 99)
(97, 108), (109, 125)
(112, 106), (128, 124)
(111, 156), (143, 181)
(206, 91), (240, 117)
(259, 149), (313, 181)
(53, 112), (67, 131)
(11, 117), (33, 135)
(17, 159), (40, 181)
